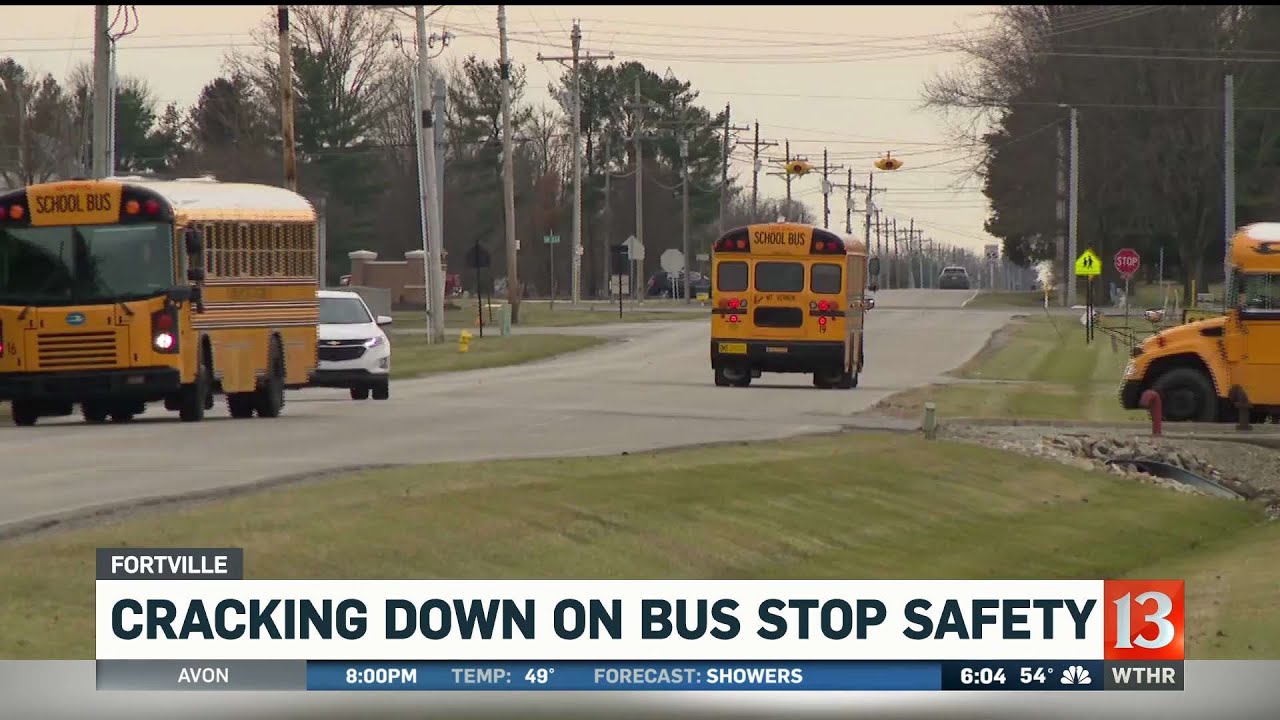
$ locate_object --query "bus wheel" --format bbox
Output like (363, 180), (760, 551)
(11, 400), (38, 427)
(178, 353), (212, 422)
(227, 393), (255, 419)
(836, 371), (857, 389)
(717, 365), (749, 387)
(109, 411), (134, 423)
(254, 351), (285, 418)
(1151, 367), (1216, 422)
(82, 402), (109, 423)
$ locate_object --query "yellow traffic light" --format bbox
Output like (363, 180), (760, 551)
(784, 160), (814, 176)
(874, 153), (903, 171)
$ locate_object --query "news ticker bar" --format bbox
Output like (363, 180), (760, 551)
(95, 660), (1184, 692)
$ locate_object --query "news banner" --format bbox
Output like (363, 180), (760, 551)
(94, 548), (1185, 693)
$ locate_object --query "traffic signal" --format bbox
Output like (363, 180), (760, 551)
(874, 153), (903, 171)
(609, 244), (630, 276)
(784, 160), (814, 176)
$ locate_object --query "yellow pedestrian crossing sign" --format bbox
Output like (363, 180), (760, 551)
(1074, 249), (1102, 277)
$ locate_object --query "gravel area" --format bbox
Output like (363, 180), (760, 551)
(940, 422), (1280, 518)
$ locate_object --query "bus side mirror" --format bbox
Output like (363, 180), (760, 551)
(868, 283), (879, 292)
(184, 227), (204, 255)
(868, 257), (881, 277)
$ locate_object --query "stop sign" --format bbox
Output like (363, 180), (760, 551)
(1114, 248), (1141, 279)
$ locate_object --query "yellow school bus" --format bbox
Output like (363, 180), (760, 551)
(709, 223), (880, 388)
(1121, 223), (1280, 422)
(0, 177), (318, 426)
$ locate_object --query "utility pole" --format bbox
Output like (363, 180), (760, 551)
(1224, 73), (1236, 297)
(719, 104), (750, 237)
(908, 217), (916, 288)
(623, 78), (660, 290)
(602, 137), (613, 293)
(785, 141), (792, 205)
(845, 168), (854, 234)
(277, 5), (298, 191)
(736, 121), (776, 218)
(415, 5), (446, 344)
(1055, 119), (1067, 306)
(498, 6), (520, 322)
(537, 21), (613, 305)
(680, 136), (691, 302)
(766, 141), (808, 213)
(106, 35), (116, 175)
(91, 6), (110, 178)
(433, 78), (447, 243)
(819, 148), (844, 229)
(1067, 106), (1079, 308)
(855, 173), (885, 256)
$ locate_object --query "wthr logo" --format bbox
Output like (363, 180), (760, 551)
(1103, 580), (1185, 661)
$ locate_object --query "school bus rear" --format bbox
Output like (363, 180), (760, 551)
(709, 224), (867, 387)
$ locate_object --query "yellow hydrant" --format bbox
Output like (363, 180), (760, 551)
(458, 329), (473, 353)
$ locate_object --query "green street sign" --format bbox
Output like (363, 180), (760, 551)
(543, 235), (560, 245)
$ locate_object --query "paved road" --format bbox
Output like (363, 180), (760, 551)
(0, 289), (1011, 535)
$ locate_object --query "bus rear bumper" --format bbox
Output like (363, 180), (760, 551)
(0, 367), (182, 402)
(710, 339), (846, 373)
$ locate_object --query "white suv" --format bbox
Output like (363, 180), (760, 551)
(310, 290), (393, 400)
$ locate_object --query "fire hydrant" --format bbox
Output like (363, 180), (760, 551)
(458, 329), (473, 353)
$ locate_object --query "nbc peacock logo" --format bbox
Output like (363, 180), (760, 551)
(1060, 665), (1092, 685)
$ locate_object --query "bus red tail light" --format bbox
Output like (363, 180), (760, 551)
(818, 316), (828, 327)
(818, 300), (830, 311)
(728, 314), (740, 323)
(144, 199), (161, 215)
(151, 310), (178, 353)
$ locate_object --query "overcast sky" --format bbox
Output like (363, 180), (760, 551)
(5, 4), (1001, 253)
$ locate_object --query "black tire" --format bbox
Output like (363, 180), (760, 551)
(227, 393), (256, 419)
(109, 411), (134, 423)
(716, 365), (749, 387)
(836, 371), (857, 389)
(350, 386), (370, 400)
(813, 373), (833, 389)
(371, 380), (389, 400)
(178, 352), (212, 422)
(82, 403), (109, 423)
(11, 400), (38, 427)
(255, 346), (285, 418)
(1151, 367), (1217, 423)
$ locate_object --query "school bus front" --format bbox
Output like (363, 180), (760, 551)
(0, 180), (208, 426)
(709, 224), (865, 388)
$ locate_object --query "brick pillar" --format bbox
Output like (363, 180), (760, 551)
(348, 250), (377, 286)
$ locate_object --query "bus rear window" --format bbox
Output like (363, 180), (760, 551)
(754, 262), (804, 292)
(716, 261), (748, 292)
(811, 263), (842, 294)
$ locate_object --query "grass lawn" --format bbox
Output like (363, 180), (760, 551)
(878, 315), (1149, 423)
(962, 291), (1050, 309)
(1, 432), (1274, 659)
(392, 300), (697, 329)
(963, 281), (1225, 310)
(390, 333), (606, 379)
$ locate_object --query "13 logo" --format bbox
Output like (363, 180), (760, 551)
(1103, 580), (1184, 661)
